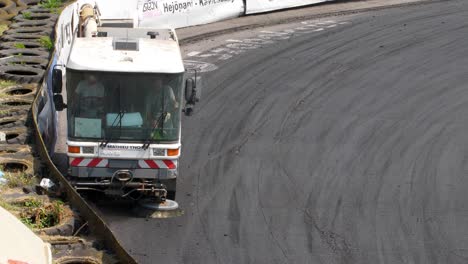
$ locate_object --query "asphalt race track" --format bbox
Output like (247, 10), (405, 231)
(94, 1), (468, 263)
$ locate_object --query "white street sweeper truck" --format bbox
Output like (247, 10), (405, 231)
(51, 3), (200, 209)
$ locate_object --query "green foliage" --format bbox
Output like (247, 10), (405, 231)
(0, 197), (66, 230)
(23, 199), (43, 208)
(39, 0), (63, 9)
(22, 11), (32, 19)
(2, 172), (36, 188)
(20, 200), (64, 229)
(13, 43), (26, 49)
(39, 36), (54, 51)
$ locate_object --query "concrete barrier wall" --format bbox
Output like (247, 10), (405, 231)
(94, 0), (335, 28)
(137, 0), (245, 28)
(246, 0), (333, 14)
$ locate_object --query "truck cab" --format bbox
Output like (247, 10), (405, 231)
(52, 26), (198, 202)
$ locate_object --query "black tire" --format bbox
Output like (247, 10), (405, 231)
(0, 155), (34, 175)
(0, 84), (36, 96)
(22, 7), (50, 13)
(0, 143), (30, 156)
(167, 190), (176, 200)
(54, 256), (102, 264)
(0, 56), (49, 68)
(13, 0), (26, 8)
(6, 131), (28, 145)
(0, 48), (49, 58)
(0, 11), (14, 20)
(36, 206), (76, 236)
(0, 108), (29, 118)
(5, 26), (52, 35)
(0, 65), (44, 83)
(0, 0), (16, 13)
(0, 40), (48, 51)
(0, 106), (31, 117)
(1, 33), (47, 42)
(14, 12), (58, 22)
(0, 115), (27, 128)
(16, 0), (40, 6)
(8, 6), (26, 16)
(9, 20), (52, 28)
(0, 94), (34, 105)
(165, 178), (177, 200)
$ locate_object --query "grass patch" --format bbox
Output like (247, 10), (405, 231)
(20, 200), (64, 229)
(40, 0), (62, 9)
(13, 43), (26, 49)
(11, 197), (44, 208)
(22, 11), (32, 19)
(0, 24), (8, 36)
(0, 79), (17, 89)
(39, 36), (54, 51)
(2, 172), (36, 188)
(0, 110), (10, 116)
(0, 197), (17, 211)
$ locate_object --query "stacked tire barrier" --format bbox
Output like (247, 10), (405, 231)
(0, 6), (56, 83)
(0, 0), (40, 197)
(0, 2), (56, 198)
(0, 0), (40, 25)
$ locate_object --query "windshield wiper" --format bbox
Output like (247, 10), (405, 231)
(142, 111), (167, 150)
(99, 111), (125, 148)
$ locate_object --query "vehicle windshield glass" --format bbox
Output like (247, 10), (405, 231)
(66, 69), (183, 143)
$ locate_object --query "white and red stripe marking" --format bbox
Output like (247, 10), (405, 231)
(70, 158), (177, 169)
(138, 160), (177, 169)
(70, 158), (109, 168)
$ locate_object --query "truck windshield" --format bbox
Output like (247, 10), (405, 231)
(66, 69), (183, 143)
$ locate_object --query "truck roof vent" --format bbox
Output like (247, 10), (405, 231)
(113, 38), (139, 51)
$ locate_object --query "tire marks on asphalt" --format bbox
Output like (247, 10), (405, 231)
(184, 19), (351, 71)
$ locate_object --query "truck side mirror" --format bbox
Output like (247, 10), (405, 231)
(52, 68), (62, 94)
(53, 94), (67, 111)
(185, 78), (196, 104)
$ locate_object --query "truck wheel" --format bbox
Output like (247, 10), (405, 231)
(165, 179), (176, 200)
(167, 190), (176, 200)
